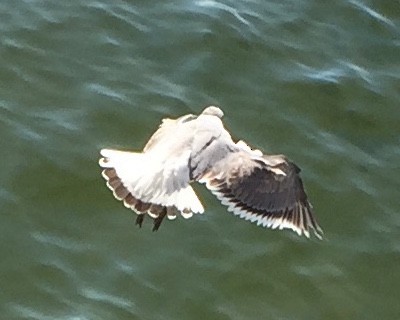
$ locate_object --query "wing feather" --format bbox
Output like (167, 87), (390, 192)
(199, 149), (323, 239)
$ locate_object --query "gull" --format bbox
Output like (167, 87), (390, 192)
(99, 106), (323, 238)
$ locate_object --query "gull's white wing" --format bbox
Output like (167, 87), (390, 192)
(143, 114), (196, 152)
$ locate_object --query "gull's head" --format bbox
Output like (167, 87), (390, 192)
(201, 106), (224, 118)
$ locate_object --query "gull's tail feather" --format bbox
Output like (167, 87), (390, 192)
(99, 149), (204, 229)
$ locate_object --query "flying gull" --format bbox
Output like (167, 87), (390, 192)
(99, 106), (323, 239)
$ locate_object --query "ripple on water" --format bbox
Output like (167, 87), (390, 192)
(349, 0), (396, 27)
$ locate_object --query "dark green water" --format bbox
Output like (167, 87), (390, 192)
(1, 1), (399, 319)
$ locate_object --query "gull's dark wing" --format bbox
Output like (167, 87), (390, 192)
(199, 151), (323, 239)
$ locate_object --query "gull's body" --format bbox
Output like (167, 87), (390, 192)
(99, 106), (323, 238)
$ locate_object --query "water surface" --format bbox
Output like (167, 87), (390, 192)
(1, 0), (399, 319)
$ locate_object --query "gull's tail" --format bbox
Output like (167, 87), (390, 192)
(99, 149), (204, 230)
